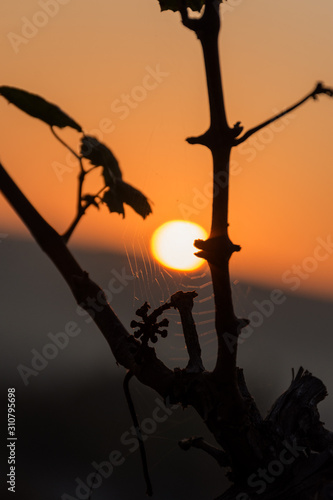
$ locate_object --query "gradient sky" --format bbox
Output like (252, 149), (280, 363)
(1, 0), (333, 298)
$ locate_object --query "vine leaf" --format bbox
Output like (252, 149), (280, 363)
(0, 86), (82, 132)
(80, 135), (122, 181)
(102, 188), (125, 217)
(81, 136), (152, 219)
(102, 181), (152, 219)
(117, 180), (152, 219)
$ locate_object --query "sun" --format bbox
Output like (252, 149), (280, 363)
(151, 220), (208, 271)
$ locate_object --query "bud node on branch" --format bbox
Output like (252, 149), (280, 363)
(194, 236), (241, 266)
(180, 0), (220, 39)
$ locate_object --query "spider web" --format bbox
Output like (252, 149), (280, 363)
(123, 233), (251, 375)
(124, 235), (221, 371)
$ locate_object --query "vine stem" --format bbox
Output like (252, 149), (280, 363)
(181, 0), (242, 394)
(50, 126), (89, 242)
(234, 82), (333, 146)
(62, 186), (107, 243)
(48, 126), (108, 243)
(50, 126), (83, 165)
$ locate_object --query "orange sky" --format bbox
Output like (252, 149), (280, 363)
(1, 0), (333, 299)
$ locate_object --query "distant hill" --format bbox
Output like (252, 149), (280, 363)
(1, 238), (332, 499)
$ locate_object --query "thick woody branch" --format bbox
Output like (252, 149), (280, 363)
(171, 291), (205, 373)
(233, 82), (333, 146)
(181, 0), (229, 134)
(194, 237), (248, 387)
(0, 162), (175, 398)
(179, 1), (200, 32)
(236, 368), (262, 425)
(182, 1), (245, 392)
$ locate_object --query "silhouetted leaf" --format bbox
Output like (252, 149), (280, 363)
(80, 136), (122, 186)
(102, 188), (125, 217)
(0, 86), (82, 131)
(81, 136), (151, 219)
(101, 180), (152, 220)
(157, 0), (224, 12)
(157, 0), (202, 12)
(118, 180), (152, 219)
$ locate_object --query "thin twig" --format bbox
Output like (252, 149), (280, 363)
(233, 82), (333, 146)
(50, 125), (85, 212)
(62, 209), (85, 244)
(50, 125), (89, 241)
(62, 186), (107, 243)
(50, 125), (82, 163)
(123, 371), (153, 497)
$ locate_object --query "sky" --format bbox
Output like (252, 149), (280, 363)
(1, 0), (333, 299)
(1, 4), (333, 497)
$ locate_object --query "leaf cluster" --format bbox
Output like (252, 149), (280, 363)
(0, 86), (152, 236)
(81, 136), (152, 219)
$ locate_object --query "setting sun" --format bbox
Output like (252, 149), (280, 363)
(151, 220), (208, 271)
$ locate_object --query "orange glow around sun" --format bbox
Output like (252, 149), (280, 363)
(151, 220), (208, 271)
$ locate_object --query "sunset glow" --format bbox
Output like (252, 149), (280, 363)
(151, 220), (208, 271)
(0, 1), (332, 298)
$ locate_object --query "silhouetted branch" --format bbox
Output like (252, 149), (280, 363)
(236, 368), (262, 425)
(62, 208), (85, 243)
(171, 291), (204, 373)
(62, 186), (106, 243)
(51, 126), (89, 241)
(2, 3), (333, 497)
(179, 436), (230, 467)
(182, 0), (243, 396)
(179, 0), (201, 32)
(233, 82), (333, 146)
(0, 162), (175, 398)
